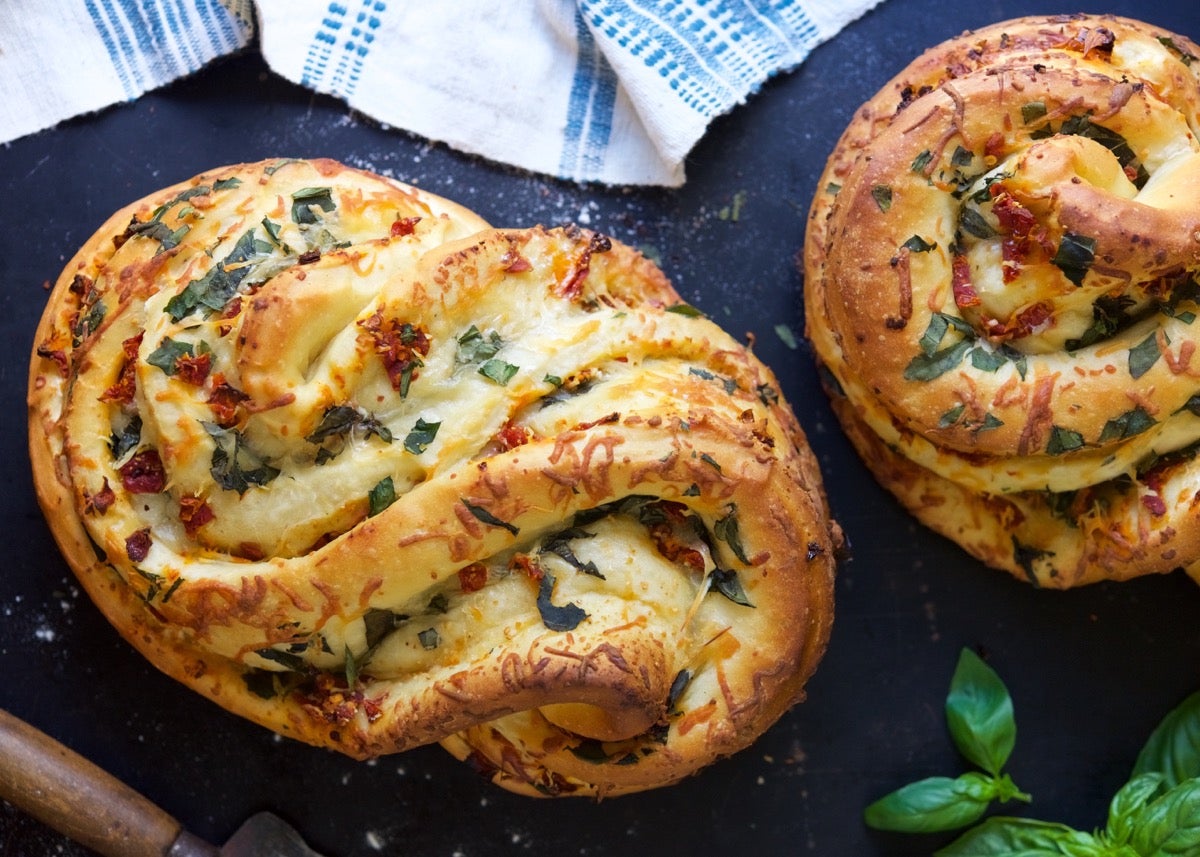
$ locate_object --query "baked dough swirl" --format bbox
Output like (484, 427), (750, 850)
(805, 14), (1200, 588)
(29, 159), (838, 796)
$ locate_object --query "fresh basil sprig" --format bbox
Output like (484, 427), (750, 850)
(870, 652), (1200, 855)
(865, 649), (1030, 833)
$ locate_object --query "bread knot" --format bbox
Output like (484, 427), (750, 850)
(29, 159), (837, 796)
(805, 14), (1200, 587)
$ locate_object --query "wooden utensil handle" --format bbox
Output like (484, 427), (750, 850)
(0, 708), (217, 857)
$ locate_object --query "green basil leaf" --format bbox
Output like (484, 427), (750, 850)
(203, 422), (280, 495)
(146, 337), (194, 375)
(368, 476), (397, 517)
(1099, 407), (1157, 443)
(904, 338), (973, 382)
(1129, 778), (1200, 855)
(708, 568), (754, 607)
(291, 186), (335, 224)
(960, 207), (997, 239)
(666, 303), (705, 318)
(1052, 232), (1096, 287)
(1130, 331), (1165, 379)
(935, 816), (1094, 856)
(417, 627), (440, 650)
(1133, 691), (1200, 788)
(713, 504), (750, 564)
(1046, 426), (1085, 456)
(403, 417), (441, 454)
(1021, 101), (1049, 124)
(903, 235), (937, 253)
(872, 184), (894, 212)
(456, 325), (504, 364)
(946, 648), (1017, 776)
(536, 570), (588, 631)
(461, 499), (519, 536)
(479, 358), (519, 386)
(863, 775), (991, 833)
(1108, 772), (1167, 845)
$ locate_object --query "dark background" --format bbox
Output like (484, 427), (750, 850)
(3, 1), (1200, 855)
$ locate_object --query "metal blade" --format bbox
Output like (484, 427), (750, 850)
(220, 812), (325, 857)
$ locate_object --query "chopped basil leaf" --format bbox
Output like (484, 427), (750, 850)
(368, 476), (397, 516)
(461, 499), (519, 535)
(536, 571), (588, 631)
(255, 646), (308, 672)
(1012, 536), (1053, 586)
(939, 404), (966, 428)
(666, 303), (705, 318)
(479, 359), (519, 386)
(1129, 331), (1164, 379)
(917, 313), (975, 355)
(950, 146), (974, 167)
(1021, 101), (1048, 124)
(667, 669), (692, 712)
(456, 325), (504, 364)
(109, 415), (143, 462)
(708, 568), (754, 607)
(403, 418), (441, 454)
(1066, 294), (1137, 351)
(146, 337), (203, 375)
(683, 483), (701, 497)
(166, 228), (262, 321)
(1046, 426), (1085, 455)
(871, 185), (893, 212)
(911, 150), (933, 173)
(714, 504), (750, 564)
(363, 608), (407, 650)
(540, 527), (603, 578)
(775, 324), (799, 350)
(543, 374), (563, 387)
(203, 422), (281, 494)
(825, 182), (842, 195)
(291, 186), (336, 224)
(417, 628), (440, 650)
(1099, 407), (1156, 443)
(1052, 232), (1096, 286)
(902, 235), (937, 253)
(959, 207), (996, 239)
(1059, 116), (1149, 188)
(213, 176), (242, 191)
(699, 453), (722, 472)
(1181, 394), (1200, 417)
(1159, 36), (1197, 66)
(904, 339), (973, 382)
(306, 405), (393, 445)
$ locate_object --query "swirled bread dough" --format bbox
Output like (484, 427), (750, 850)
(29, 158), (838, 796)
(805, 14), (1200, 587)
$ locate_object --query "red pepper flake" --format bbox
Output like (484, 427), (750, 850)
(297, 249), (321, 265)
(174, 350), (212, 386)
(83, 478), (116, 516)
(119, 450), (166, 494)
(951, 254), (981, 308)
(992, 191), (1037, 238)
(179, 495), (215, 536)
(1014, 302), (1053, 336)
(206, 375), (249, 427)
(458, 562), (488, 593)
(1142, 494), (1168, 517)
(509, 552), (544, 581)
(100, 333), (145, 404)
(556, 233), (612, 300)
(984, 131), (1006, 160)
(390, 217), (420, 238)
(125, 528), (152, 562)
(35, 344), (70, 376)
(357, 312), (431, 395)
(647, 522), (706, 574)
(493, 422), (534, 451)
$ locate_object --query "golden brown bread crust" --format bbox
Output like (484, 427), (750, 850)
(29, 158), (838, 796)
(804, 14), (1200, 588)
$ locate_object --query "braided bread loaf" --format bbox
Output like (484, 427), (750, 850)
(29, 158), (838, 796)
(805, 14), (1200, 587)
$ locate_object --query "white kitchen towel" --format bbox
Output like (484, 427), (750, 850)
(0, 0), (880, 186)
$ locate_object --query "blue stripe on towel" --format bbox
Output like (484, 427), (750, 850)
(560, 8), (618, 180)
(303, 0), (384, 98)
